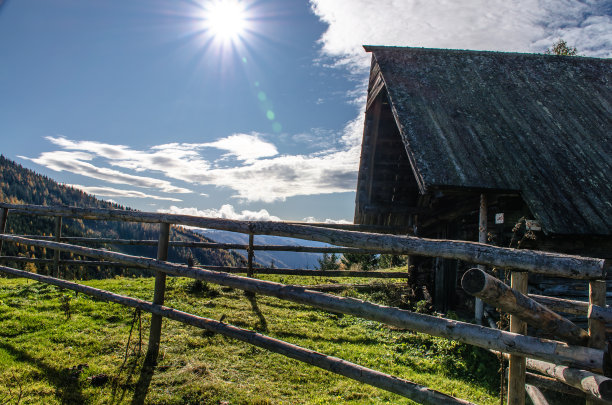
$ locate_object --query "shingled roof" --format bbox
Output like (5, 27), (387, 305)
(364, 46), (612, 236)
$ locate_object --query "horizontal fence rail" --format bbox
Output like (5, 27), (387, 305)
(12, 234), (382, 254)
(0, 265), (473, 405)
(0, 256), (408, 277)
(0, 203), (606, 279)
(197, 265), (408, 278)
(0, 233), (607, 373)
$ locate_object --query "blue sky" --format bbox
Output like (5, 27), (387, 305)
(1, 0), (611, 222)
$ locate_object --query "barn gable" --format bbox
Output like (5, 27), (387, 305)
(355, 46), (612, 236)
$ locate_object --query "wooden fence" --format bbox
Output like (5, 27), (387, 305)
(0, 202), (610, 405)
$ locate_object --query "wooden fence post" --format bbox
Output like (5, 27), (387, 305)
(0, 208), (8, 256)
(475, 193), (487, 325)
(508, 270), (528, 405)
(54, 216), (62, 278)
(145, 222), (170, 363)
(247, 231), (254, 278)
(587, 280), (607, 405)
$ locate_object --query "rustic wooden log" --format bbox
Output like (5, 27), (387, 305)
(462, 268), (589, 346)
(145, 222), (170, 367)
(529, 294), (589, 316)
(0, 257), (125, 266)
(1, 203), (605, 279)
(11, 236), (381, 254)
(247, 233), (254, 278)
(526, 358), (612, 401)
(0, 265), (475, 405)
(589, 305), (612, 324)
(590, 281), (607, 349)
(525, 372), (586, 398)
(197, 266), (409, 278)
(525, 384), (549, 405)
(508, 271), (528, 405)
(302, 283), (407, 292)
(54, 216), (61, 278)
(286, 221), (408, 234)
(475, 193), (487, 325)
(589, 281), (609, 405)
(0, 234), (607, 373)
(0, 207), (8, 255)
(11, 234), (368, 253)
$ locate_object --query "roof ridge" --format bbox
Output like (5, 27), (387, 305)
(362, 45), (612, 62)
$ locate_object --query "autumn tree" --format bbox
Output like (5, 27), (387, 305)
(546, 39), (577, 56)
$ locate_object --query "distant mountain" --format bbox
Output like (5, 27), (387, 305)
(0, 155), (243, 277)
(198, 229), (329, 269)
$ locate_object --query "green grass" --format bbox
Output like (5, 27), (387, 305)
(0, 275), (500, 404)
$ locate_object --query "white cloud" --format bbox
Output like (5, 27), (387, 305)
(68, 184), (183, 202)
(202, 133), (278, 161)
(302, 216), (351, 224)
(160, 204), (281, 221)
(27, 126), (362, 203)
(310, 0), (612, 73)
(20, 151), (192, 194)
(201, 147), (359, 202)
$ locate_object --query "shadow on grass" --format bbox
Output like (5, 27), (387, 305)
(245, 293), (268, 332)
(272, 330), (381, 346)
(0, 342), (87, 404)
(131, 350), (156, 405)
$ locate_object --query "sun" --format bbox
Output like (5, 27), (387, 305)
(203, 0), (248, 41)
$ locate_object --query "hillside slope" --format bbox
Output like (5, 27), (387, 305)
(0, 155), (243, 276)
(199, 229), (328, 269)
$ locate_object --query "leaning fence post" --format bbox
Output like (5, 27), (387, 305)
(0, 207), (8, 256)
(54, 216), (62, 278)
(145, 222), (170, 363)
(508, 270), (528, 405)
(587, 280), (607, 405)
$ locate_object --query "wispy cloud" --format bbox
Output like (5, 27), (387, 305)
(20, 151), (192, 194)
(68, 184), (183, 202)
(24, 124), (361, 203)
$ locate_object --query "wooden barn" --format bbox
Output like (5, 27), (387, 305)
(354, 46), (612, 312)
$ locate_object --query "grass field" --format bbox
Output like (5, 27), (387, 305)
(0, 274), (500, 404)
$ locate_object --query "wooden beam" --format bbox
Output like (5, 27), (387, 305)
(145, 222), (170, 367)
(588, 280), (608, 405)
(529, 294), (589, 316)
(198, 266), (409, 278)
(8, 235), (389, 254)
(362, 205), (425, 215)
(0, 234), (608, 373)
(461, 268), (589, 345)
(589, 281), (607, 348)
(53, 216), (61, 278)
(0, 207), (7, 255)
(525, 372), (586, 398)
(527, 358), (612, 401)
(525, 384), (549, 405)
(589, 305), (612, 323)
(0, 203), (606, 278)
(366, 96), (383, 206)
(508, 270), (528, 405)
(247, 232), (254, 278)
(475, 194), (487, 325)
